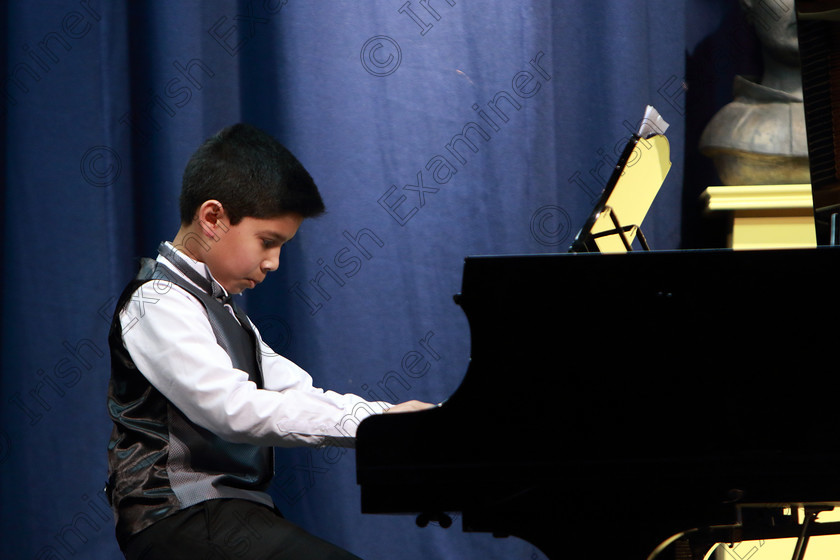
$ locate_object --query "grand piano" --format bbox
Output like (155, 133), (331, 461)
(356, 3), (840, 559)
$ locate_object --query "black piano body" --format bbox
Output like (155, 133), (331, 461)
(356, 247), (840, 559)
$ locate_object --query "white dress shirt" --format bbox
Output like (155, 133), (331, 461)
(119, 243), (389, 448)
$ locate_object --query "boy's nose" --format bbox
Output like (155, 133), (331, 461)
(263, 251), (280, 272)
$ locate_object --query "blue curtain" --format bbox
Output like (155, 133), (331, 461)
(1, 1), (760, 559)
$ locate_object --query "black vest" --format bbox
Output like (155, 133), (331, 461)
(106, 253), (273, 549)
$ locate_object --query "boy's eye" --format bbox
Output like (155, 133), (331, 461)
(262, 239), (278, 248)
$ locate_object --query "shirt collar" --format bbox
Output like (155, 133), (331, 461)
(157, 241), (231, 301)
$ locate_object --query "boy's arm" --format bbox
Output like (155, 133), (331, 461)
(120, 282), (388, 448)
(250, 322), (434, 415)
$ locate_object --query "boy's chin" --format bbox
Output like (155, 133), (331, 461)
(236, 279), (258, 293)
(219, 277), (259, 295)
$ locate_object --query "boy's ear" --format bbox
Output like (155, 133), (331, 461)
(197, 200), (230, 238)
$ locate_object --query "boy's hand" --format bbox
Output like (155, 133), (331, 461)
(384, 400), (436, 413)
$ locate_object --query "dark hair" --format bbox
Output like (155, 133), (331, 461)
(179, 123), (325, 225)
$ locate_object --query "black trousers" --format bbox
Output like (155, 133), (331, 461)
(123, 499), (364, 560)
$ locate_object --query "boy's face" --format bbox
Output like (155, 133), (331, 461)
(202, 211), (304, 294)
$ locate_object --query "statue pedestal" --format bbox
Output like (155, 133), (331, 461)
(701, 184), (816, 249)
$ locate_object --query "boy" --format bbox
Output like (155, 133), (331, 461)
(106, 123), (430, 559)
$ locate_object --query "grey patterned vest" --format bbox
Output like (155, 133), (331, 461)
(106, 247), (273, 549)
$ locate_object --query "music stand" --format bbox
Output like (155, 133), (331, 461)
(569, 106), (672, 253)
